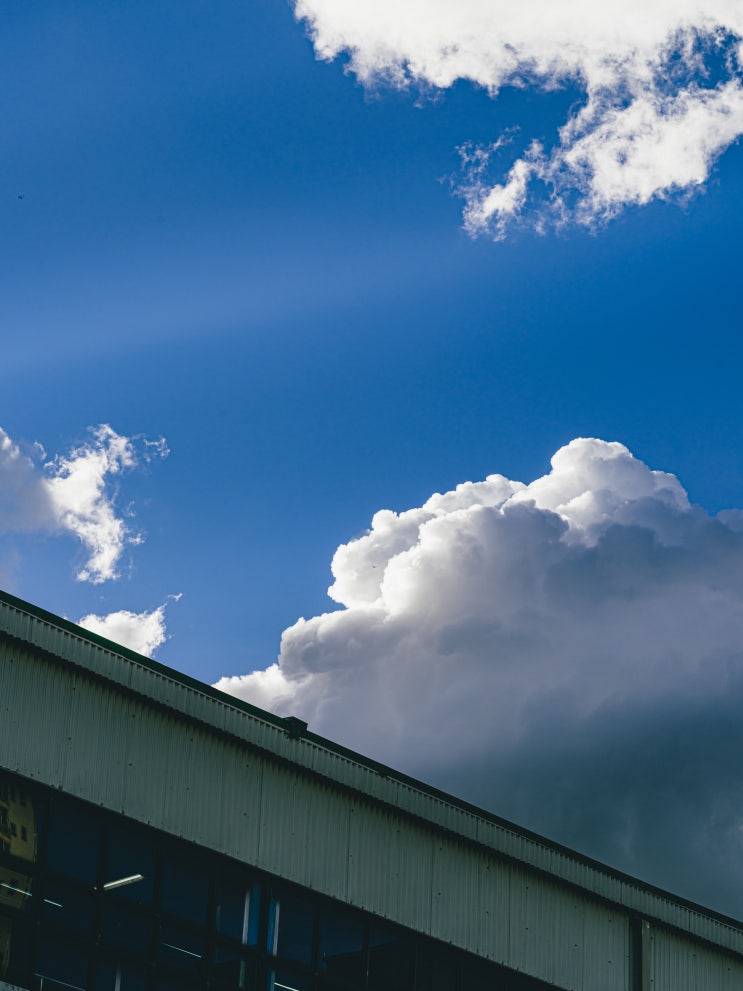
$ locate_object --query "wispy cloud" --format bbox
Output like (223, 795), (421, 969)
(0, 424), (168, 583)
(78, 594), (181, 657)
(295, 0), (743, 233)
(217, 439), (743, 915)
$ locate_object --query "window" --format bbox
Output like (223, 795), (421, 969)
(211, 944), (257, 989)
(45, 800), (100, 885)
(369, 927), (415, 990)
(215, 869), (260, 946)
(157, 923), (205, 974)
(160, 848), (209, 926)
(318, 909), (364, 982)
(268, 892), (314, 966)
(269, 966), (311, 991)
(103, 822), (155, 907)
(41, 877), (94, 936)
(34, 932), (88, 991)
(417, 944), (460, 991)
(94, 959), (147, 991)
(101, 901), (153, 953)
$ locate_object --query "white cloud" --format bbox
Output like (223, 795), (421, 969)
(78, 594), (180, 657)
(218, 439), (743, 915)
(214, 662), (302, 713)
(0, 423), (168, 583)
(294, 0), (743, 232)
(0, 429), (56, 532)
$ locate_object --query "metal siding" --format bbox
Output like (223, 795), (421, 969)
(347, 800), (434, 933)
(650, 926), (743, 991)
(207, 740), (263, 867)
(500, 871), (629, 991)
(518, 877), (566, 987)
(473, 855), (512, 964)
(346, 799), (402, 914)
(62, 675), (120, 802)
(120, 703), (174, 826)
(579, 904), (630, 991)
(0, 646), (71, 787)
(431, 839), (501, 956)
(258, 766), (351, 896)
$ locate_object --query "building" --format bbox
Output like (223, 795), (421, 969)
(0, 587), (742, 991)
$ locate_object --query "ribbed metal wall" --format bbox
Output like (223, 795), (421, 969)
(649, 926), (743, 990)
(2, 595), (743, 991)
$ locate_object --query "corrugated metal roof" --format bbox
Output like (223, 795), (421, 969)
(1, 587), (742, 964)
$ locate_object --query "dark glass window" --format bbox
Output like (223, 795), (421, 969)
(94, 958), (148, 991)
(212, 943), (258, 989)
(417, 944), (461, 991)
(368, 927), (415, 990)
(461, 955), (508, 987)
(45, 799), (101, 884)
(215, 868), (260, 945)
(41, 876), (94, 935)
(270, 966), (312, 991)
(160, 847), (210, 925)
(35, 931), (89, 990)
(0, 775), (39, 869)
(269, 892), (314, 966)
(318, 908), (364, 982)
(101, 901), (153, 953)
(158, 922), (206, 973)
(104, 822), (156, 906)
(0, 913), (32, 986)
(151, 972), (201, 991)
(0, 868), (32, 913)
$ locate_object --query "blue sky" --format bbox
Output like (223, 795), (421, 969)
(4, 0), (743, 915)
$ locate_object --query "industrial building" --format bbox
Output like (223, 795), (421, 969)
(0, 587), (742, 991)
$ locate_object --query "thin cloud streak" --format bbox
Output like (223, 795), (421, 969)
(294, 0), (743, 233)
(217, 439), (743, 916)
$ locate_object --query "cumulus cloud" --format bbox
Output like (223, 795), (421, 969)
(218, 439), (743, 916)
(294, 0), (743, 233)
(0, 424), (168, 583)
(78, 594), (180, 657)
(216, 662), (301, 713)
